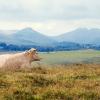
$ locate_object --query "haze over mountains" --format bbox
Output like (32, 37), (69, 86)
(0, 27), (100, 46)
(0, 28), (57, 46)
(0, 27), (100, 51)
(54, 28), (100, 45)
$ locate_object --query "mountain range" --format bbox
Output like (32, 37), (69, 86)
(0, 28), (57, 46)
(54, 28), (100, 44)
(0, 27), (100, 46)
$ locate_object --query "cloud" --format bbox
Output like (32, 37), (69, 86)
(0, 0), (100, 21)
(0, 0), (100, 35)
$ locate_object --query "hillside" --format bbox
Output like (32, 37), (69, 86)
(0, 64), (100, 100)
(54, 28), (100, 44)
(1, 27), (100, 46)
(1, 27), (100, 51)
(0, 28), (57, 46)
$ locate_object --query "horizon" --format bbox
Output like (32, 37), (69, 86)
(0, 27), (100, 36)
(0, 0), (100, 36)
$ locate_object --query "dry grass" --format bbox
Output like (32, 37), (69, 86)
(0, 64), (100, 100)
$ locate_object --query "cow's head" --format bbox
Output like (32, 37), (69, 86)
(25, 48), (41, 61)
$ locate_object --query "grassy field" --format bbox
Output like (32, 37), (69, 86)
(0, 64), (100, 100)
(0, 50), (100, 100)
(0, 49), (100, 64)
(39, 50), (100, 64)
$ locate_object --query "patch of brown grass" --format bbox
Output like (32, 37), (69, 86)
(0, 64), (100, 100)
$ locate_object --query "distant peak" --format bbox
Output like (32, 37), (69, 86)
(18, 27), (38, 34)
(76, 27), (89, 31)
(22, 27), (33, 31)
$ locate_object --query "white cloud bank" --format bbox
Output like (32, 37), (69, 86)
(0, 0), (100, 36)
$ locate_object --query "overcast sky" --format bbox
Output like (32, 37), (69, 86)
(0, 0), (100, 36)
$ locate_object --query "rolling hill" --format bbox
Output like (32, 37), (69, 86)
(0, 28), (57, 46)
(0, 27), (100, 51)
(54, 28), (100, 44)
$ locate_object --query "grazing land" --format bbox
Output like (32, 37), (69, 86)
(0, 50), (100, 100)
(0, 64), (100, 100)
(0, 49), (100, 64)
(39, 50), (100, 64)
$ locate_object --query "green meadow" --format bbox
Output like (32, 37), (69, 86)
(39, 49), (100, 64)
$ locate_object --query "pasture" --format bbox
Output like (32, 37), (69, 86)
(0, 50), (100, 100)
(0, 64), (100, 100)
(0, 49), (100, 65)
(39, 49), (100, 64)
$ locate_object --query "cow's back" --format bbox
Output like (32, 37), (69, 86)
(0, 54), (12, 68)
(2, 52), (30, 69)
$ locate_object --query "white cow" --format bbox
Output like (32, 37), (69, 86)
(0, 48), (41, 69)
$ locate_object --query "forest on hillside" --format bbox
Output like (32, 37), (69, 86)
(0, 42), (100, 52)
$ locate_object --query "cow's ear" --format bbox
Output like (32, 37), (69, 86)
(29, 48), (37, 53)
(30, 50), (37, 54)
(33, 50), (37, 53)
